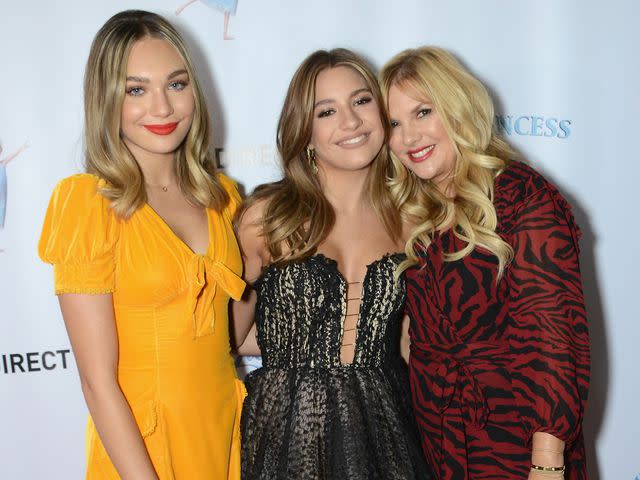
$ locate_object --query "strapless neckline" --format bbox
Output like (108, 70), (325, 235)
(254, 251), (404, 289)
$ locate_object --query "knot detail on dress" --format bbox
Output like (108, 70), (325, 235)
(410, 341), (509, 430)
(187, 255), (246, 337)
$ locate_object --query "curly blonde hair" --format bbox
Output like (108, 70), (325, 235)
(242, 48), (400, 263)
(84, 10), (228, 218)
(380, 46), (515, 277)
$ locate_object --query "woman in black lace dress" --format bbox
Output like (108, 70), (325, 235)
(232, 49), (431, 480)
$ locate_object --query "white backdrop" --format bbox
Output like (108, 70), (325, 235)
(1, 1), (637, 478)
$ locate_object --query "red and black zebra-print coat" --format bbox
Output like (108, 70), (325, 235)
(405, 161), (590, 479)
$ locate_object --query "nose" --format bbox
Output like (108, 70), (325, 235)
(402, 123), (420, 146)
(149, 88), (174, 118)
(340, 105), (363, 130)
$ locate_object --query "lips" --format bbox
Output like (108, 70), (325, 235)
(144, 122), (178, 135)
(337, 132), (370, 148)
(407, 144), (434, 162)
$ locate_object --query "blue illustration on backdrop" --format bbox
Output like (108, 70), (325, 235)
(175, 0), (238, 40)
(0, 142), (28, 230)
(235, 355), (262, 379)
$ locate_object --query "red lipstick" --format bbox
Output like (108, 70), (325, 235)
(407, 145), (435, 163)
(144, 122), (178, 135)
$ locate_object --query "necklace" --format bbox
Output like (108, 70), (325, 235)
(145, 182), (173, 192)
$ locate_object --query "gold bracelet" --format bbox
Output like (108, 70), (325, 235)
(531, 464), (565, 473)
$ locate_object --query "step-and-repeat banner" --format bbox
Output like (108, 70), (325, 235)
(1, 1), (637, 478)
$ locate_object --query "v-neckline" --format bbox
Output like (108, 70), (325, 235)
(313, 252), (402, 367)
(144, 203), (212, 256)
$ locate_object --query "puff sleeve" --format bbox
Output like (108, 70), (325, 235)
(38, 174), (119, 294)
(508, 180), (590, 446)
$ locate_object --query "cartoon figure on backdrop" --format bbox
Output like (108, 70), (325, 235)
(175, 0), (238, 40)
(380, 46), (590, 479)
(234, 354), (262, 379)
(232, 48), (432, 480)
(0, 142), (28, 230)
(38, 10), (246, 480)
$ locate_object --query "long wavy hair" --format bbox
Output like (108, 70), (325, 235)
(242, 48), (401, 263)
(380, 46), (515, 277)
(84, 9), (228, 218)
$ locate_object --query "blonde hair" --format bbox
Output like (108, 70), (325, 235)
(242, 48), (400, 263)
(84, 10), (228, 218)
(380, 46), (515, 276)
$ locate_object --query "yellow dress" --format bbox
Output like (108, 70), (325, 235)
(39, 173), (246, 480)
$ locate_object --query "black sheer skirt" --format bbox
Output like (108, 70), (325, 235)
(241, 362), (429, 479)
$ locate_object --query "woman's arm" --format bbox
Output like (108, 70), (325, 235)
(507, 183), (589, 479)
(400, 315), (410, 365)
(231, 201), (267, 353)
(232, 286), (260, 355)
(59, 293), (158, 480)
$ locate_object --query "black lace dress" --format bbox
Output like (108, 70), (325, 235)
(241, 253), (431, 480)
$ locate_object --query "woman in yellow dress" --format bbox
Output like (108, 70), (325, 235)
(38, 10), (245, 479)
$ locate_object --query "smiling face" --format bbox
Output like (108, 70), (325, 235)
(120, 36), (195, 164)
(308, 66), (384, 175)
(387, 83), (457, 195)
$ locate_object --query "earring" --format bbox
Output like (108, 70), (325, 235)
(305, 146), (318, 175)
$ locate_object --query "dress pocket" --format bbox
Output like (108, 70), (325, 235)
(133, 399), (158, 438)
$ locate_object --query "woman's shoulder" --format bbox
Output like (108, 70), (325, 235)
(216, 171), (237, 191)
(495, 160), (557, 205)
(237, 196), (268, 230)
(54, 172), (105, 193)
(47, 173), (114, 215)
(212, 172), (242, 217)
(494, 161), (580, 242)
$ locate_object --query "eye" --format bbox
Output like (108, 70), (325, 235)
(126, 86), (144, 97)
(169, 79), (189, 91)
(417, 108), (432, 118)
(317, 108), (335, 118)
(390, 120), (399, 128)
(354, 96), (372, 106)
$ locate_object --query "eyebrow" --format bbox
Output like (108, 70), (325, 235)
(411, 101), (433, 115)
(168, 69), (188, 80)
(125, 69), (189, 83)
(314, 88), (371, 108)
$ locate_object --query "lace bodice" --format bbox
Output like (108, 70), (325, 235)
(253, 253), (405, 369)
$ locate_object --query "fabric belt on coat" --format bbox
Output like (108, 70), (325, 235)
(410, 340), (510, 430)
